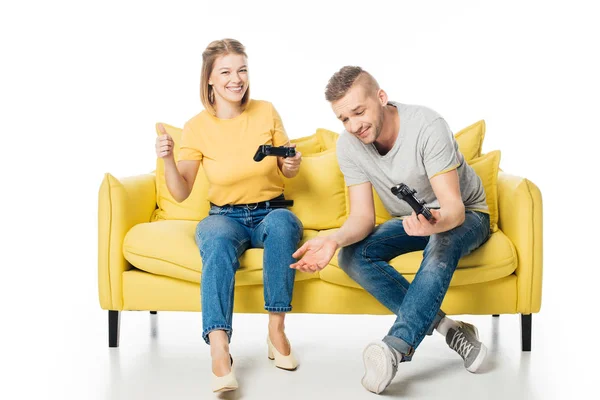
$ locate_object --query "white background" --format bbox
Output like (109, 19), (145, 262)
(1, 0), (598, 398)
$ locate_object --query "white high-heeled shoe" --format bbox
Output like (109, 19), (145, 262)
(212, 355), (238, 393)
(267, 335), (298, 371)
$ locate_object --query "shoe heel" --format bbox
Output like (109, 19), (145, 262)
(268, 343), (274, 360)
(267, 335), (298, 371)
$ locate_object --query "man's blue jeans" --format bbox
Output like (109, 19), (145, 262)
(338, 210), (490, 359)
(195, 204), (303, 345)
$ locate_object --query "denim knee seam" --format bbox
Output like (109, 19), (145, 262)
(364, 256), (409, 296)
(363, 233), (413, 294)
(234, 238), (250, 257)
(264, 306), (292, 313)
(202, 325), (233, 345)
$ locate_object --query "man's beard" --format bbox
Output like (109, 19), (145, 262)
(372, 109), (385, 141)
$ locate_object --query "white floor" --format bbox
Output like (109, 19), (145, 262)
(9, 303), (590, 400)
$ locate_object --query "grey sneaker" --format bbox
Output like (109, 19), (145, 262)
(361, 341), (401, 394)
(446, 321), (487, 373)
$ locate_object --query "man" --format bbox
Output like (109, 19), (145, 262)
(291, 66), (491, 394)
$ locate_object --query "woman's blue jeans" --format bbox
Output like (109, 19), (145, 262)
(195, 204), (303, 345)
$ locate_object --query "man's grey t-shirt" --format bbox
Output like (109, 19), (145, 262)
(336, 102), (488, 217)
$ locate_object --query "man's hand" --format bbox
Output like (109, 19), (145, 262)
(402, 209), (442, 236)
(290, 237), (338, 273)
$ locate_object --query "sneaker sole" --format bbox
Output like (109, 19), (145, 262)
(466, 342), (487, 373)
(361, 343), (394, 394)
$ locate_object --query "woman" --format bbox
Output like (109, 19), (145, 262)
(155, 39), (303, 393)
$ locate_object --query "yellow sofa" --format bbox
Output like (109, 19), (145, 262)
(98, 121), (542, 351)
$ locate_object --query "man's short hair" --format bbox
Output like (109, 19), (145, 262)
(325, 66), (380, 102)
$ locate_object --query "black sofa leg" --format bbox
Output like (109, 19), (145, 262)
(521, 314), (532, 351)
(109, 311), (120, 348)
(492, 314), (499, 317)
(150, 311), (157, 315)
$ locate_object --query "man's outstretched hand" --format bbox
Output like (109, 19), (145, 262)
(290, 237), (339, 273)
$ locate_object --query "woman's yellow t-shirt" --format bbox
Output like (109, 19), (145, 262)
(178, 100), (289, 206)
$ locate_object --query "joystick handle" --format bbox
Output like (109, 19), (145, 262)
(390, 183), (434, 221)
(254, 145), (297, 162)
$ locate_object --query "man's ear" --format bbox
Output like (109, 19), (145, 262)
(377, 89), (388, 106)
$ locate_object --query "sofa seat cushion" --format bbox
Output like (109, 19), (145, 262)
(317, 227), (517, 289)
(123, 220), (320, 286)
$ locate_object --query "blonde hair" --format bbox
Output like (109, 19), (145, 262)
(200, 39), (250, 115)
(325, 66), (379, 102)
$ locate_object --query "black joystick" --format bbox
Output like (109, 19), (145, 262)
(391, 183), (434, 221)
(253, 145), (296, 162)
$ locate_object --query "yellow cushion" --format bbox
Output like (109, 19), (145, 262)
(283, 148), (347, 230)
(343, 186), (392, 225)
(291, 127), (339, 155)
(123, 219), (320, 285)
(373, 189), (393, 225)
(152, 123), (211, 221)
(315, 128), (339, 150)
(455, 120), (486, 162)
(468, 150), (501, 232)
(292, 135), (323, 155)
(320, 227), (516, 288)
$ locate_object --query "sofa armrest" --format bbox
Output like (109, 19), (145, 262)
(98, 173), (156, 310)
(497, 171), (543, 314)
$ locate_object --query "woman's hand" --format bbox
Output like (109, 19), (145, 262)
(281, 143), (302, 178)
(156, 123), (174, 159)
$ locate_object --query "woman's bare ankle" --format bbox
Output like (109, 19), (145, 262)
(208, 330), (230, 359)
(268, 312), (286, 333)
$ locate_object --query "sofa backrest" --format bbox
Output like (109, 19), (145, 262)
(152, 120), (494, 231)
